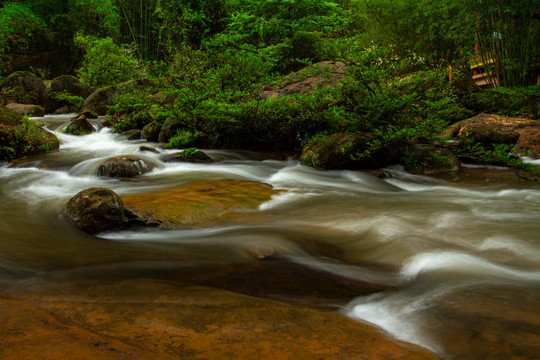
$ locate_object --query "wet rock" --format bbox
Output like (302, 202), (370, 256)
(97, 155), (154, 178)
(161, 149), (213, 163)
(43, 75), (92, 112)
(5, 103), (45, 117)
(121, 180), (278, 228)
(409, 144), (462, 175)
(0, 71), (46, 105)
(80, 110), (98, 119)
(142, 121), (161, 142)
(139, 146), (160, 153)
(261, 61), (347, 99)
(64, 114), (94, 135)
(301, 132), (385, 169)
(53, 105), (79, 115)
(63, 187), (125, 234)
(3, 279), (439, 360)
(125, 129), (142, 140)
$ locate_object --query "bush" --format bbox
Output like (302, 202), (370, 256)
(463, 85), (540, 119)
(75, 35), (145, 87)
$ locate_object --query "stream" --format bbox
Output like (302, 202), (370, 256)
(1, 114), (540, 359)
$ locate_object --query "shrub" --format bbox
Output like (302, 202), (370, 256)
(75, 35), (145, 87)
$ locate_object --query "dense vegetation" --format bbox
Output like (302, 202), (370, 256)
(1, 0), (539, 173)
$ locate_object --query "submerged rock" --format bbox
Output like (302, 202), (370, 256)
(122, 180), (278, 228)
(63, 187), (125, 234)
(161, 149), (213, 163)
(97, 155), (154, 178)
(64, 114), (94, 135)
(2, 278), (439, 360)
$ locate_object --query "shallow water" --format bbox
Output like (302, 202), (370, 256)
(1, 115), (540, 359)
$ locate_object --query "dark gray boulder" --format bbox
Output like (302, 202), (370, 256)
(63, 188), (125, 234)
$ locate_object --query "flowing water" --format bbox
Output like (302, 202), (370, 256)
(1, 114), (540, 359)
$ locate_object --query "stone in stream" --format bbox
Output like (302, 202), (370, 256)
(160, 149), (213, 163)
(97, 155), (154, 178)
(142, 120), (161, 142)
(64, 114), (95, 135)
(63, 187), (125, 234)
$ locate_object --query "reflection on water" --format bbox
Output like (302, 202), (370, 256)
(1, 115), (540, 359)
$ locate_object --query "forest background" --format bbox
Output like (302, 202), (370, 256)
(0, 0), (539, 172)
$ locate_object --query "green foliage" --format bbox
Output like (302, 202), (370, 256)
(166, 131), (200, 149)
(463, 85), (540, 119)
(54, 90), (84, 109)
(75, 35), (145, 87)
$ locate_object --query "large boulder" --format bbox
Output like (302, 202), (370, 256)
(63, 188), (125, 234)
(64, 114), (95, 135)
(301, 132), (385, 169)
(0, 71), (46, 105)
(0, 106), (59, 161)
(408, 144), (462, 175)
(454, 114), (520, 150)
(157, 116), (184, 143)
(142, 121), (161, 142)
(43, 75), (92, 113)
(97, 155), (155, 178)
(6, 103), (45, 117)
(82, 79), (153, 115)
(261, 61), (347, 99)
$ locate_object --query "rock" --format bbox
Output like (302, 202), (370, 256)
(43, 75), (92, 112)
(80, 110), (98, 119)
(139, 146), (160, 153)
(82, 79), (153, 115)
(2, 279), (439, 360)
(121, 180), (278, 228)
(0, 106), (59, 161)
(514, 121), (540, 158)
(63, 188), (125, 234)
(0, 71), (46, 105)
(409, 144), (462, 175)
(301, 132), (385, 169)
(455, 114), (520, 150)
(53, 105), (79, 115)
(157, 116), (184, 143)
(161, 149), (213, 163)
(125, 129), (142, 140)
(261, 61), (347, 99)
(142, 121), (161, 142)
(5, 103), (45, 117)
(64, 114), (94, 135)
(364, 169), (393, 179)
(97, 155), (154, 178)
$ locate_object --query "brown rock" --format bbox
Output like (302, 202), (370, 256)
(5, 103), (45, 117)
(261, 61), (347, 99)
(63, 187), (125, 234)
(3, 279), (439, 360)
(122, 180), (278, 228)
(97, 155), (154, 178)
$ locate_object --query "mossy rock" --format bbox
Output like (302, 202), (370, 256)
(142, 120), (161, 142)
(301, 132), (385, 170)
(5, 103), (45, 117)
(0, 106), (59, 161)
(64, 114), (95, 135)
(0, 71), (46, 105)
(44, 75), (92, 113)
(160, 149), (213, 163)
(81, 79), (153, 115)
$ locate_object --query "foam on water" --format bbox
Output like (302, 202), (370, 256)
(400, 250), (540, 283)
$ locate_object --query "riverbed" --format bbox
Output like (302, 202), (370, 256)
(1, 114), (540, 359)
